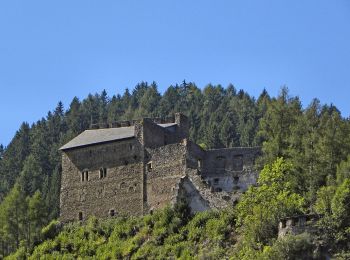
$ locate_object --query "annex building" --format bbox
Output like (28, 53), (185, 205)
(59, 113), (260, 222)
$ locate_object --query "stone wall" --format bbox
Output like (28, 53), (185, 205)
(145, 143), (187, 212)
(202, 147), (261, 193)
(60, 138), (144, 222)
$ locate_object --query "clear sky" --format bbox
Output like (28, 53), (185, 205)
(1, 1), (350, 146)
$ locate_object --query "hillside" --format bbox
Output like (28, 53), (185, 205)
(1, 82), (350, 258)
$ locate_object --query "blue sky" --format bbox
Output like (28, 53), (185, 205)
(1, 1), (350, 146)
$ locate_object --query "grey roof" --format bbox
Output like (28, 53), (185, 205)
(60, 123), (178, 150)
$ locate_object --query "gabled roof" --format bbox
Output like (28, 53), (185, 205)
(60, 123), (177, 151)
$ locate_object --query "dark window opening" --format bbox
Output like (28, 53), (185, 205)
(147, 162), (153, 172)
(129, 144), (133, 151)
(89, 150), (92, 157)
(81, 170), (88, 182)
(109, 209), (115, 217)
(233, 176), (239, 184)
(99, 168), (107, 179)
(78, 212), (83, 221)
(133, 155), (137, 160)
(281, 220), (286, 228)
(129, 186), (134, 192)
(215, 187), (222, 192)
(124, 160), (128, 166)
(214, 178), (219, 185)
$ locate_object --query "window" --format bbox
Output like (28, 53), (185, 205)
(124, 160), (129, 166)
(109, 209), (116, 217)
(129, 144), (133, 151)
(99, 168), (107, 179)
(215, 187), (222, 192)
(78, 212), (83, 221)
(197, 159), (202, 169)
(233, 155), (243, 171)
(233, 176), (239, 183)
(147, 162), (153, 172)
(215, 156), (226, 168)
(214, 178), (219, 185)
(81, 170), (89, 182)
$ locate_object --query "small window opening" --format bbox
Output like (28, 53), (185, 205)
(89, 150), (92, 157)
(215, 187), (222, 192)
(233, 176), (239, 183)
(147, 162), (153, 172)
(281, 220), (286, 228)
(109, 209), (115, 217)
(78, 212), (83, 221)
(99, 168), (107, 179)
(129, 186), (134, 192)
(214, 178), (219, 185)
(124, 160), (128, 166)
(129, 144), (133, 151)
(197, 159), (202, 169)
(81, 170), (88, 182)
(133, 155), (137, 160)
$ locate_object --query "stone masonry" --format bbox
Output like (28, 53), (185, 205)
(59, 113), (261, 222)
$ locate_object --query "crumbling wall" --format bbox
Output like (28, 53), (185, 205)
(202, 147), (261, 193)
(60, 138), (144, 222)
(145, 143), (187, 212)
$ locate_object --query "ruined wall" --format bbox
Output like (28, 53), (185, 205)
(202, 147), (261, 193)
(141, 119), (166, 148)
(278, 215), (319, 238)
(145, 143), (187, 212)
(60, 138), (144, 222)
(185, 141), (206, 170)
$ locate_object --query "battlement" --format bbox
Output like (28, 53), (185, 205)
(90, 116), (176, 129)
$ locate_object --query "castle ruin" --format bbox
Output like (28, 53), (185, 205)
(59, 113), (261, 222)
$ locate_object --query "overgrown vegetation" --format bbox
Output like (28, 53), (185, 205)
(1, 81), (350, 258)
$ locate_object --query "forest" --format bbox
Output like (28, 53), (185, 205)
(1, 81), (350, 259)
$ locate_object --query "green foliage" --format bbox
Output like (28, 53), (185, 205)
(236, 158), (305, 254)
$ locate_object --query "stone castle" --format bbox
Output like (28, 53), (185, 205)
(59, 113), (261, 222)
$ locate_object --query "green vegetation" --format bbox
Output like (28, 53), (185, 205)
(1, 81), (350, 258)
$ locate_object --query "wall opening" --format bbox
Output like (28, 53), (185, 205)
(124, 160), (129, 166)
(215, 156), (226, 169)
(233, 155), (244, 171)
(215, 187), (222, 192)
(100, 168), (107, 179)
(147, 162), (153, 172)
(197, 159), (202, 169)
(214, 178), (219, 185)
(81, 170), (88, 182)
(129, 144), (133, 151)
(109, 209), (116, 217)
(78, 212), (83, 221)
(233, 176), (239, 184)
